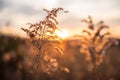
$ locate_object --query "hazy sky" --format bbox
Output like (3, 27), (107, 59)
(0, 0), (120, 37)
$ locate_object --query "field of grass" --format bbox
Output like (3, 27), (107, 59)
(0, 34), (120, 80)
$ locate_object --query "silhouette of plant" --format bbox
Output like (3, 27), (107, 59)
(75, 16), (118, 71)
(21, 8), (69, 80)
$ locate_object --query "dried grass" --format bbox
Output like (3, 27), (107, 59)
(21, 8), (69, 80)
(76, 16), (118, 71)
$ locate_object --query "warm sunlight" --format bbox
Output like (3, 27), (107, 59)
(1, 0), (120, 80)
(55, 29), (68, 39)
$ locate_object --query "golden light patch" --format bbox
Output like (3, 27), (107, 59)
(55, 29), (68, 39)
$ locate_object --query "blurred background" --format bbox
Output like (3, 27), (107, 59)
(0, 0), (120, 80)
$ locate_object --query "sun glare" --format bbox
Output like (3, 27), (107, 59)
(55, 30), (68, 39)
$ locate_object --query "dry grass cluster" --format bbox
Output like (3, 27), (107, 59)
(18, 8), (119, 80)
(75, 16), (118, 71)
(21, 8), (69, 79)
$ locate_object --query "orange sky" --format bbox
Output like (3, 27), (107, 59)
(0, 0), (120, 38)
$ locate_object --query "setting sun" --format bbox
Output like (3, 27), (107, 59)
(55, 29), (68, 39)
